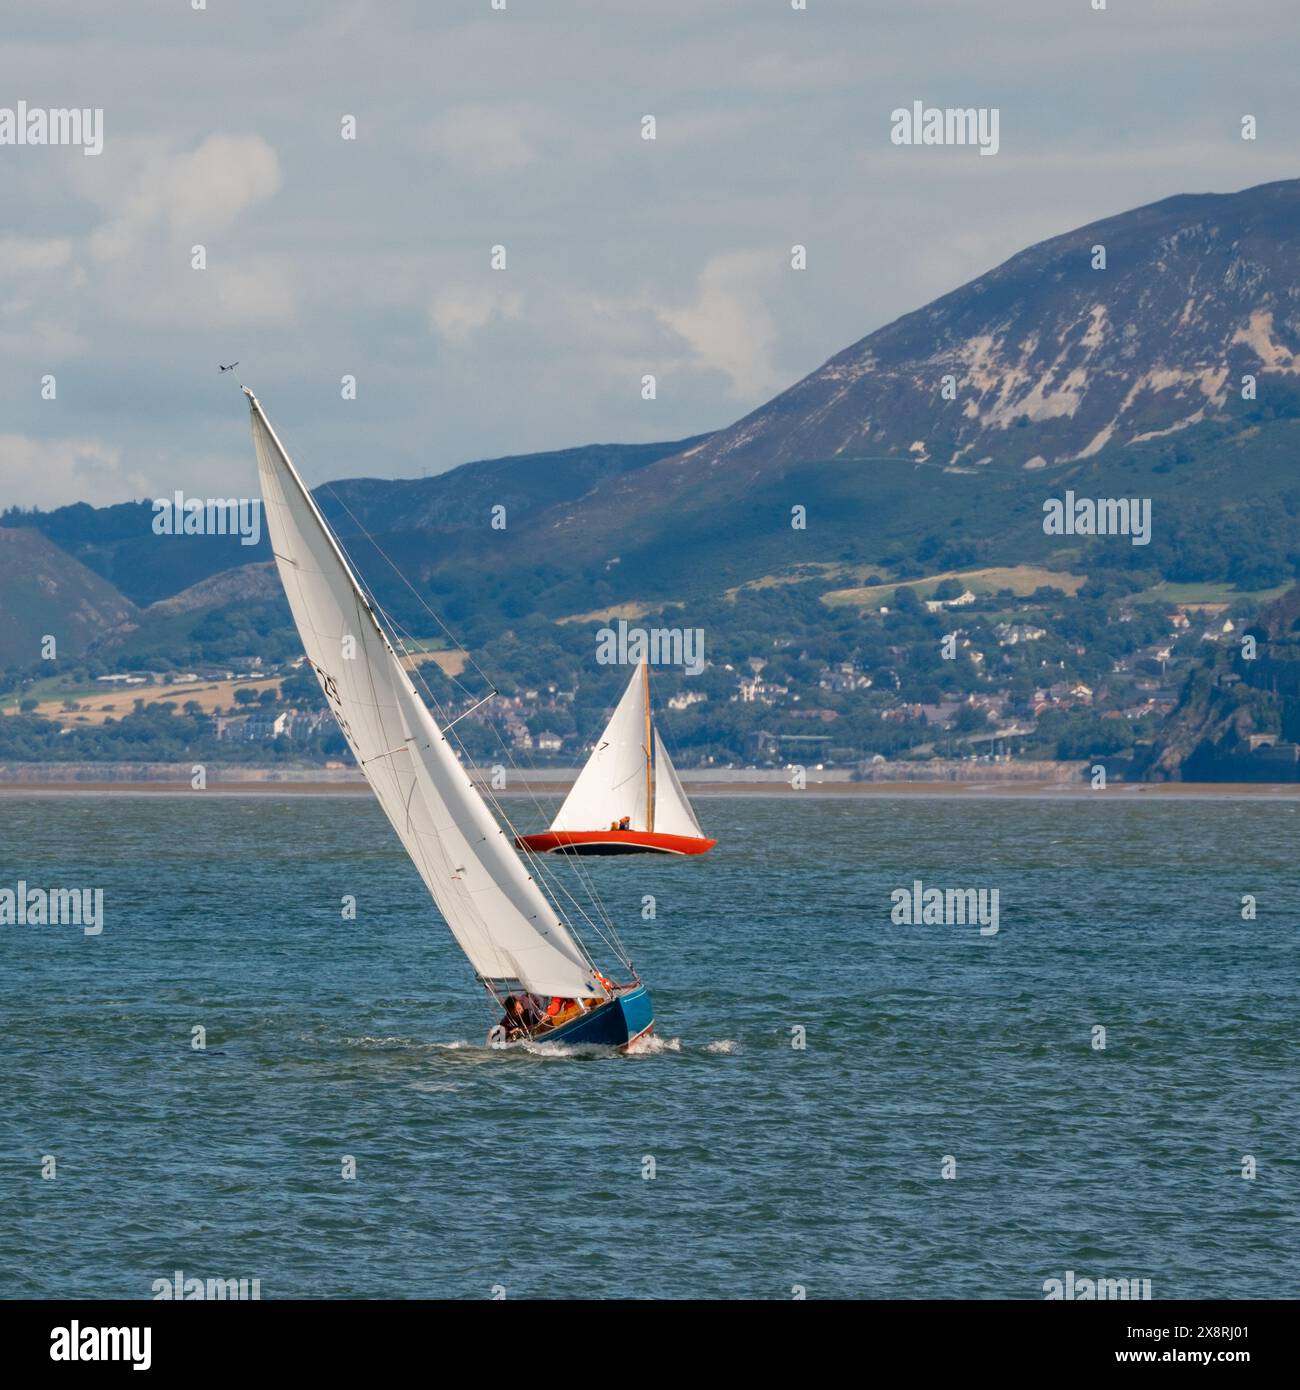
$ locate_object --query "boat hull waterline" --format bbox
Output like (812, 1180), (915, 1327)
(517, 829), (716, 857)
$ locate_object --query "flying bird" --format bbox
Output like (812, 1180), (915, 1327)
(218, 362), (239, 373)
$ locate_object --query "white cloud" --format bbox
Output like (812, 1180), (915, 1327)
(424, 104), (538, 172)
(656, 252), (783, 399)
(0, 237), (73, 274)
(429, 283), (524, 340)
(0, 313), (88, 361)
(203, 257), (298, 326)
(0, 434), (148, 508)
(88, 133), (281, 264)
(118, 255), (299, 328)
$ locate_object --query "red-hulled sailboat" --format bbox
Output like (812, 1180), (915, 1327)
(517, 663), (716, 857)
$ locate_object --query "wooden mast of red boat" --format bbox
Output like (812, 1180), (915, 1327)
(643, 661), (654, 833)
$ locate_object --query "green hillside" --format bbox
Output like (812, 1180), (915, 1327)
(0, 528), (136, 668)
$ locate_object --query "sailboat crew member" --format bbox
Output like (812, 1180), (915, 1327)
(499, 994), (542, 1039)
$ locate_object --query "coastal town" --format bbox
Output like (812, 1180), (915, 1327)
(3, 576), (1284, 780)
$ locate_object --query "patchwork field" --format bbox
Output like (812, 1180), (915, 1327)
(556, 601), (669, 626)
(3, 677), (284, 727)
(1131, 580), (1291, 610)
(402, 650), (468, 677)
(822, 565), (1088, 610)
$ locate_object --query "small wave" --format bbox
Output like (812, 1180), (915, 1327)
(346, 1033), (684, 1061)
(626, 1034), (682, 1056)
(520, 1041), (614, 1060)
(701, 1039), (741, 1054)
(344, 1035), (482, 1057)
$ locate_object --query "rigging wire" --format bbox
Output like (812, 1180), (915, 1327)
(380, 593), (628, 971)
(316, 482), (633, 974)
(367, 590), (628, 964)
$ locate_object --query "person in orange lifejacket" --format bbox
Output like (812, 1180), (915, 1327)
(546, 996), (573, 1020)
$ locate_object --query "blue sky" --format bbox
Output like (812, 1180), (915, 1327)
(1, 0), (1296, 507)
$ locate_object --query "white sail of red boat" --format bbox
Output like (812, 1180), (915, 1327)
(517, 662), (717, 857)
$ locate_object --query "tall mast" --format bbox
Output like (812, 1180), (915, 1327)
(643, 661), (654, 832)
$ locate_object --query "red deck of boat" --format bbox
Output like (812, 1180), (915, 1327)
(515, 829), (716, 856)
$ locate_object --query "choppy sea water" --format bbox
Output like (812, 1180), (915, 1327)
(1, 792), (1297, 1300)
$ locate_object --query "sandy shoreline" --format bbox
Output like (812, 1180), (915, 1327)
(1, 778), (1298, 800)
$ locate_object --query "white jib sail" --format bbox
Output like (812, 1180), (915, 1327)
(246, 390), (603, 1000)
(651, 729), (704, 838)
(550, 665), (650, 832)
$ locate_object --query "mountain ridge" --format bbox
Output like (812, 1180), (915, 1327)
(5, 178), (1300, 694)
(556, 177), (1300, 522)
(0, 528), (137, 667)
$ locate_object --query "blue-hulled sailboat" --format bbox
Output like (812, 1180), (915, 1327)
(245, 388), (652, 1053)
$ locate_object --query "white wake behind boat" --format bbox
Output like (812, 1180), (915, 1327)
(516, 662), (716, 856)
(244, 387), (653, 1051)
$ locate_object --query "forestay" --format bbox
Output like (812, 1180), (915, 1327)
(247, 390), (602, 1000)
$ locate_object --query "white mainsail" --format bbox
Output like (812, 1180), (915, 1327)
(551, 663), (704, 838)
(246, 389), (603, 1000)
(551, 665), (651, 833)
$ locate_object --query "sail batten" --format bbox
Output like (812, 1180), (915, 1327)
(246, 390), (602, 1000)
